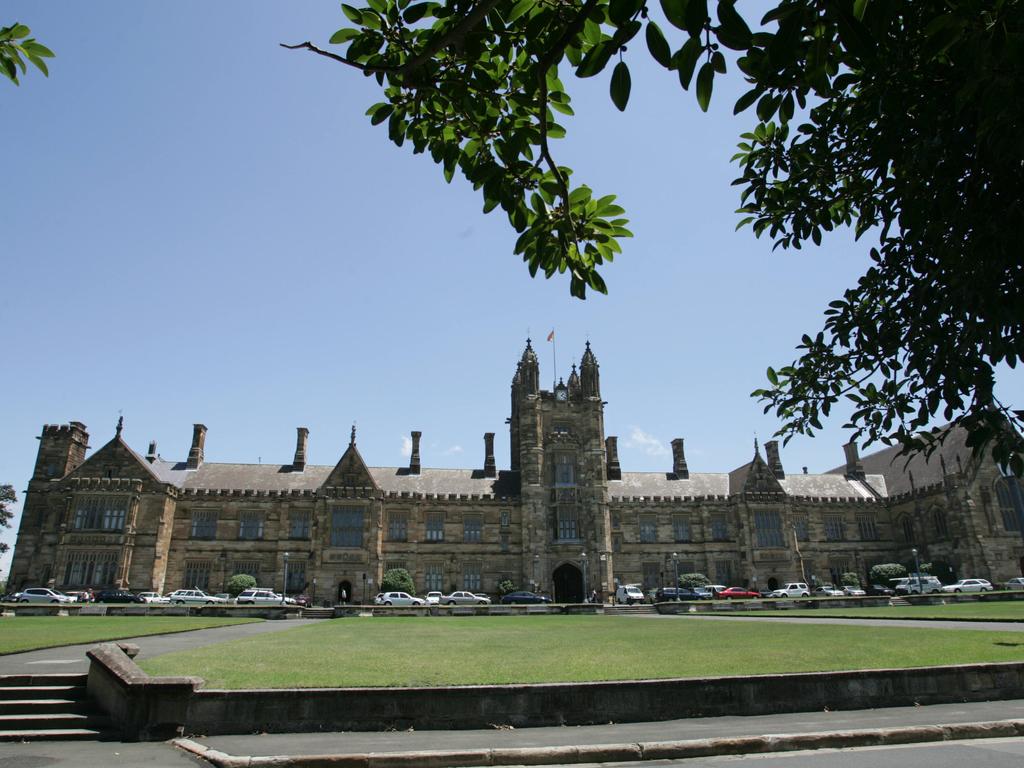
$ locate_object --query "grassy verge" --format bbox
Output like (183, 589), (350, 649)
(139, 615), (1024, 688)
(741, 602), (1024, 621)
(0, 616), (261, 655)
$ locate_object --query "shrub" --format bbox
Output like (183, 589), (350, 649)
(679, 573), (710, 589)
(226, 573), (257, 597)
(840, 572), (861, 588)
(869, 563), (907, 585)
(497, 579), (516, 596)
(380, 568), (415, 593)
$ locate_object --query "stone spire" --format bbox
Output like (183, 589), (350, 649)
(580, 341), (600, 398)
(567, 363), (580, 399)
(519, 338), (540, 394)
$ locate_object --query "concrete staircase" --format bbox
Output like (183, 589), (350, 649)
(604, 603), (658, 616)
(890, 596), (912, 607)
(0, 673), (112, 741)
(301, 606), (336, 619)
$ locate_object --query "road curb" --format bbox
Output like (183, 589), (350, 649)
(173, 718), (1024, 767)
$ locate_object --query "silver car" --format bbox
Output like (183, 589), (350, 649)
(441, 591), (491, 605)
(14, 587), (75, 604)
(166, 589), (228, 605)
(377, 591), (425, 606)
(941, 578), (993, 593)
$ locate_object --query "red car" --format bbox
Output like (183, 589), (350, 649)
(715, 587), (761, 600)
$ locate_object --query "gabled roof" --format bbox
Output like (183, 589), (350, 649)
(728, 445), (785, 496)
(322, 435), (378, 490)
(65, 430), (162, 484)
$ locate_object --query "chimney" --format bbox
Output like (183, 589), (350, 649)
(186, 424), (207, 470)
(293, 427), (309, 471)
(409, 430), (421, 475)
(483, 432), (496, 478)
(765, 440), (785, 478)
(605, 436), (621, 481)
(670, 438), (689, 479)
(146, 441), (158, 464)
(843, 441), (865, 480)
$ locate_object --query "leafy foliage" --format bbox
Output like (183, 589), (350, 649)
(381, 567), (415, 593)
(869, 562), (906, 586)
(226, 573), (257, 596)
(0, 485), (15, 555)
(497, 578), (517, 596)
(678, 572), (709, 589)
(1, 23), (54, 85)
(839, 572), (860, 588)
(290, 0), (1024, 466)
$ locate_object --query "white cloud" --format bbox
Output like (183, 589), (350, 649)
(400, 435), (412, 457)
(443, 445), (464, 456)
(625, 426), (669, 457)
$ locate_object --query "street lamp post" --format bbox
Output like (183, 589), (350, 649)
(533, 554), (540, 592)
(282, 552), (289, 605)
(672, 552), (679, 596)
(580, 551), (588, 602)
(312, 577), (317, 605)
(911, 547), (921, 594)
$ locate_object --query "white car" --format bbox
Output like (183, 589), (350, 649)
(376, 591), (425, 606)
(14, 587), (76, 604)
(1004, 577), (1024, 590)
(138, 592), (169, 604)
(425, 591), (443, 605)
(441, 591), (491, 605)
(769, 582), (811, 598)
(236, 588), (288, 605)
(166, 589), (228, 605)
(813, 585), (845, 597)
(615, 584), (646, 604)
(842, 586), (867, 596)
(941, 579), (993, 593)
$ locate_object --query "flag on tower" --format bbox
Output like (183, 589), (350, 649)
(546, 329), (555, 342)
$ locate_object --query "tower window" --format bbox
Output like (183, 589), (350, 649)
(553, 454), (576, 486)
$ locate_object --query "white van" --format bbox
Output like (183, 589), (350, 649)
(769, 582), (810, 598)
(893, 575), (943, 595)
(615, 584), (645, 605)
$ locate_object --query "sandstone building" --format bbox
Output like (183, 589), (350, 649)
(9, 341), (1024, 601)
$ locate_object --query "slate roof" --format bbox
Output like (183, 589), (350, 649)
(777, 473), (887, 500)
(828, 425), (969, 497)
(610, 473), (730, 499)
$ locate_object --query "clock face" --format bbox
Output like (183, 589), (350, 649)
(556, 388), (568, 401)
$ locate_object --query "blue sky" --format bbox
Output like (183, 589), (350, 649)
(3, 3), (1019, 576)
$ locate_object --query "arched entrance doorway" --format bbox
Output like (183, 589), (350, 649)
(338, 580), (352, 604)
(553, 563), (583, 603)
(767, 576), (779, 591)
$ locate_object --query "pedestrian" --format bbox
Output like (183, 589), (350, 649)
(590, 589), (597, 604)
(341, 588), (347, 604)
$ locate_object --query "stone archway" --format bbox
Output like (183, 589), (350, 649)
(767, 576), (779, 591)
(553, 563), (583, 603)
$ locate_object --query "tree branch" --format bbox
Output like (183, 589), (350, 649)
(401, 0), (505, 73)
(279, 41), (381, 72)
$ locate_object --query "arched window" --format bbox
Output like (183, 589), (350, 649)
(900, 515), (915, 544)
(995, 478), (1023, 532)
(932, 507), (949, 539)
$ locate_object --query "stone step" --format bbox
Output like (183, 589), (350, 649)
(0, 674), (88, 688)
(0, 712), (111, 731)
(0, 727), (107, 742)
(0, 685), (86, 701)
(0, 699), (92, 715)
(300, 608), (336, 619)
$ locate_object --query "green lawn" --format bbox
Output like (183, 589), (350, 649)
(138, 615), (1024, 688)
(743, 602), (1024, 621)
(0, 616), (261, 655)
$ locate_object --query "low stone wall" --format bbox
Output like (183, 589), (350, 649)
(85, 642), (1024, 741)
(1, 603), (300, 619)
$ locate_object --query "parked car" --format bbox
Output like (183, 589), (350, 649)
(941, 579), (993, 593)
(692, 587), (713, 599)
(842, 586), (867, 596)
(707, 584), (728, 596)
(425, 591), (443, 605)
(95, 589), (146, 604)
(138, 592), (169, 604)
(1004, 577), (1024, 590)
(442, 591), (491, 605)
(655, 587), (702, 602)
(500, 591), (551, 604)
(866, 583), (894, 596)
(166, 589), (228, 605)
(615, 584), (646, 604)
(236, 589), (287, 605)
(716, 587), (761, 600)
(769, 582), (811, 598)
(291, 594), (312, 607)
(646, 588), (660, 604)
(812, 585), (845, 597)
(892, 575), (943, 595)
(64, 590), (93, 603)
(376, 591), (425, 606)
(14, 588), (76, 604)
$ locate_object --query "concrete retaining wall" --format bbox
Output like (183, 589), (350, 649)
(85, 643), (1024, 741)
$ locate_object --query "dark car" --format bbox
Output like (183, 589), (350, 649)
(655, 587), (701, 602)
(866, 584), (894, 596)
(95, 589), (146, 604)
(715, 587), (761, 600)
(500, 591), (552, 605)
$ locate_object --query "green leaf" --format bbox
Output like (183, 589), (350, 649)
(733, 86), (761, 114)
(329, 28), (361, 44)
(402, 3), (432, 23)
(715, 0), (751, 50)
(673, 36), (703, 89)
(504, 0), (533, 23)
(609, 61), (631, 111)
(684, 0), (708, 37)
(576, 41), (614, 78)
(645, 22), (672, 68)
(695, 61), (713, 111)
(341, 4), (364, 23)
(369, 103), (394, 125)
(660, 0), (690, 31)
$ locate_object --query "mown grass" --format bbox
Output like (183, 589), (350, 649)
(138, 615), (1024, 688)
(0, 616), (261, 655)
(744, 601), (1024, 621)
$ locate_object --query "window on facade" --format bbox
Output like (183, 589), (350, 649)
(286, 561), (306, 592)
(673, 515), (691, 542)
(191, 510), (218, 540)
(289, 511), (310, 540)
(63, 551), (118, 586)
(642, 562), (660, 589)
(553, 454), (576, 486)
(385, 560), (407, 573)
(425, 512), (445, 542)
(184, 560), (212, 591)
(233, 560), (261, 581)
(755, 511), (784, 547)
(824, 515), (845, 541)
(857, 514), (879, 541)
(900, 515), (915, 543)
(678, 560), (696, 574)
(500, 532), (510, 552)
(425, 563), (444, 591)
(238, 511), (264, 540)
(710, 514), (729, 541)
(995, 478), (1023, 532)
(932, 508), (949, 538)
(463, 515), (483, 543)
(73, 496), (128, 531)
(714, 559), (733, 585)
(330, 507), (364, 547)
(463, 562), (482, 591)
(640, 515), (657, 543)
(612, 513), (621, 529)
(556, 507), (579, 540)
(388, 511), (408, 542)
(792, 515), (809, 541)
(612, 534), (622, 553)
(500, 509), (510, 528)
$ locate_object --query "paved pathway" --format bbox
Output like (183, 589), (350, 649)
(0, 618), (319, 675)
